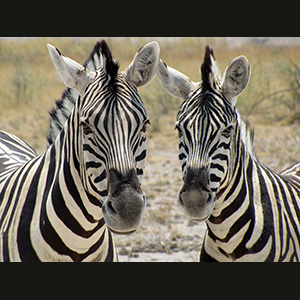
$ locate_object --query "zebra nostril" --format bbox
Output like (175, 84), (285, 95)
(106, 200), (117, 215)
(206, 193), (213, 204)
(206, 192), (216, 204)
(179, 195), (184, 206)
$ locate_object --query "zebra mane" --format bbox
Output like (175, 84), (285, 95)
(200, 45), (221, 91)
(46, 40), (119, 146)
(237, 113), (256, 159)
(98, 40), (120, 85)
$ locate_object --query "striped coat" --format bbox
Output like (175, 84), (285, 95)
(0, 40), (160, 261)
(158, 45), (300, 261)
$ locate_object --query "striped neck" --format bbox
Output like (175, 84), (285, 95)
(34, 107), (115, 261)
(217, 112), (256, 196)
(51, 102), (104, 218)
(205, 115), (272, 261)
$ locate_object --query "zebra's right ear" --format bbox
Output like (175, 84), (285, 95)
(47, 44), (96, 95)
(125, 41), (160, 87)
(157, 60), (195, 100)
(221, 55), (250, 106)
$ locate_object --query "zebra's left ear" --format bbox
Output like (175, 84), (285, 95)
(47, 44), (96, 95)
(125, 41), (160, 87)
(221, 56), (250, 106)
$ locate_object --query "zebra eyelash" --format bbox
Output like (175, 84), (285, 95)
(141, 119), (151, 133)
(81, 120), (94, 135)
(221, 124), (234, 138)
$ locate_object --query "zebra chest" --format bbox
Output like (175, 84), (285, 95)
(203, 188), (269, 261)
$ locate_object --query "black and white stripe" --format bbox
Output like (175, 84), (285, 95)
(0, 130), (37, 178)
(0, 40), (160, 262)
(158, 45), (300, 262)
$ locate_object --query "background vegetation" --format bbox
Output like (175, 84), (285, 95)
(0, 37), (300, 157)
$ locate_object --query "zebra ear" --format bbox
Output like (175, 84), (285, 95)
(47, 44), (96, 95)
(125, 41), (160, 87)
(157, 59), (194, 100)
(221, 55), (250, 106)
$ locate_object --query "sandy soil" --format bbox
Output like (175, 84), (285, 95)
(114, 133), (207, 262)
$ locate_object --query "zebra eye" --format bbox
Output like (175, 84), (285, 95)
(141, 119), (150, 132)
(221, 125), (234, 138)
(81, 120), (93, 135)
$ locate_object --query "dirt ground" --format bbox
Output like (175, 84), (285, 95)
(113, 114), (300, 262)
(114, 125), (207, 262)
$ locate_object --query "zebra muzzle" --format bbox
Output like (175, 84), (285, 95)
(179, 167), (216, 221)
(102, 169), (146, 234)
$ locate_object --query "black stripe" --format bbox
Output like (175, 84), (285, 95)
(252, 165), (275, 261)
(209, 174), (247, 227)
(17, 157), (45, 262)
(211, 153), (228, 162)
(135, 150), (146, 162)
(63, 160), (101, 220)
(179, 153), (186, 160)
(105, 229), (115, 262)
(210, 174), (221, 183)
(94, 169), (106, 184)
(136, 168), (143, 176)
(1, 163), (33, 261)
(210, 163), (224, 173)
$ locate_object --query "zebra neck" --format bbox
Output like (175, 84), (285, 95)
(214, 143), (249, 204)
(213, 112), (260, 209)
(206, 123), (267, 258)
(35, 114), (108, 259)
(217, 117), (256, 196)
(27, 107), (116, 262)
(49, 110), (104, 223)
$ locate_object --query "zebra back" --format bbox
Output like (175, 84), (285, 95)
(0, 130), (37, 179)
(280, 162), (300, 190)
(47, 42), (104, 146)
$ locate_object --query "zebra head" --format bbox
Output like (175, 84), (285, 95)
(158, 45), (250, 222)
(48, 40), (160, 234)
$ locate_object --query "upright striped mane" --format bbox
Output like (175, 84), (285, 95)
(47, 40), (119, 146)
(83, 40), (119, 77)
(200, 45), (221, 92)
(97, 40), (119, 85)
(237, 113), (256, 159)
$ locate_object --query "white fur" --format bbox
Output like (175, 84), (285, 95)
(124, 41), (160, 87)
(47, 44), (96, 96)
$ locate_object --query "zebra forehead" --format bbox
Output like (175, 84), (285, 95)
(82, 90), (148, 124)
(178, 90), (235, 126)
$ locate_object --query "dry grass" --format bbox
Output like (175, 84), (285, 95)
(0, 37), (300, 151)
(0, 37), (299, 165)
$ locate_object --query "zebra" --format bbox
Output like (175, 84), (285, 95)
(157, 45), (300, 262)
(0, 40), (160, 262)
